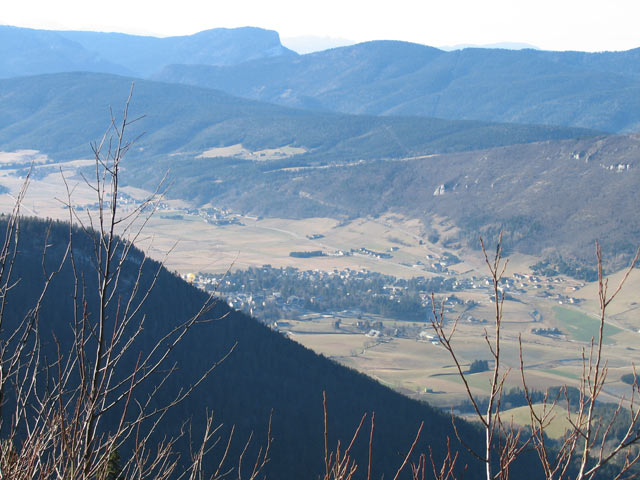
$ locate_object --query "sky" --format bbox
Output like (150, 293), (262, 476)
(2, 0), (640, 52)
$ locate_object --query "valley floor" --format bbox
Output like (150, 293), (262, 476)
(1, 155), (639, 434)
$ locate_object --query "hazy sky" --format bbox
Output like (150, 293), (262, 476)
(3, 0), (640, 52)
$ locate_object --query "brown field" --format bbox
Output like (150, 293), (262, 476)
(280, 298), (638, 408)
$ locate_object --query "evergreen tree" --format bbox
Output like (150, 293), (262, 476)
(102, 450), (122, 480)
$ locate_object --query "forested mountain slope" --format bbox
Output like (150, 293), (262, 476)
(2, 72), (634, 266)
(4, 25), (640, 132)
(0, 72), (597, 161)
(2, 215), (519, 478)
(126, 133), (640, 269)
(156, 41), (640, 132)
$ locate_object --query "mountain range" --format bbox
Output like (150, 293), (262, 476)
(0, 25), (294, 78)
(4, 25), (640, 133)
(156, 40), (640, 132)
(0, 72), (597, 161)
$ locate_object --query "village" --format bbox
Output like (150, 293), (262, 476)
(186, 258), (585, 343)
(78, 191), (243, 226)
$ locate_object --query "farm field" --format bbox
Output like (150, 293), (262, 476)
(277, 303), (637, 411)
(552, 306), (622, 343)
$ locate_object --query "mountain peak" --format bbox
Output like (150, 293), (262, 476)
(0, 25), (296, 78)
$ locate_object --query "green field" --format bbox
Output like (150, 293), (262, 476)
(553, 306), (622, 344)
(539, 368), (580, 381)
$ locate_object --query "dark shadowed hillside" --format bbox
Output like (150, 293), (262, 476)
(4, 215), (532, 479)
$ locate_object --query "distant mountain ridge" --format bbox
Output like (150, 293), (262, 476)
(439, 42), (540, 51)
(0, 25), (131, 77)
(56, 26), (296, 75)
(0, 25), (295, 78)
(0, 72), (597, 161)
(281, 35), (356, 53)
(4, 25), (640, 132)
(155, 40), (640, 132)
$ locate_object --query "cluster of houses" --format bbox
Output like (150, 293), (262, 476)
(189, 266), (472, 323)
(508, 272), (582, 304)
(182, 252), (586, 342)
(79, 191), (150, 212)
(415, 252), (461, 275)
(351, 247), (393, 259)
(179, 206), (242, 226)
(84, 193), (243, 226)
